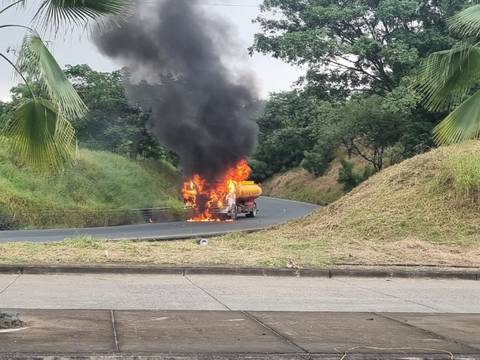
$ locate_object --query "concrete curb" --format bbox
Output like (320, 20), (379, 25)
(0, 264), (478, 280)
(1, 353), (478, 360)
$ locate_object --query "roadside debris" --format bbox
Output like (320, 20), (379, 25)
(197, 238), (208, 246)
(0, 312), (25, 330)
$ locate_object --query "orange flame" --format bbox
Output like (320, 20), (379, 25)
(182, 159), (251, 221)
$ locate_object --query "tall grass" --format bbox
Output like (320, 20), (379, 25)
(438, 147), (480, 204)
(0, 146), (184, 229)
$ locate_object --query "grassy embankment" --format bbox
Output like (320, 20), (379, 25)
(1, 141), (480, 267)
(0, 145), (183, 229)
(263, 152), (368, 205)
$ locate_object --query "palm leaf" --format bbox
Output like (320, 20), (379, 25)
(0, 0), (26, 15)
(449, 5), (480, 38)
(17, 34), (87, 120)
(33, 0), (130, 31)
(416, 43), (480, 112)
(3, 98), (76, 170)
(433, 90), (480, 144)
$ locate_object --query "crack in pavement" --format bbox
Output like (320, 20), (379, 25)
(243, 311), (311, 356)
(183, 276), (311, 355)
(0, 274), (21, 298)
(184, 275), (232, 311)
(376, 312), (480, 353)
(110, 310), (120, 352)
(334, 278), (441, 312)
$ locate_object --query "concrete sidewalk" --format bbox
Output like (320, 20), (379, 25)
(1, 310), (479, 359)
(2, 274), (480, 359)
(1, 273), (479, 312)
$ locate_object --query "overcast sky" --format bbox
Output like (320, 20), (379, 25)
(0, 0), (303, 101)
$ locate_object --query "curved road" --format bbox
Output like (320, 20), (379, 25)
(0, 197), (318, 243)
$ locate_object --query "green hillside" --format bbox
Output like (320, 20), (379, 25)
(262, 153), (369, 205)
(3, 142), (480, 268)
(0, 146), (183, 229)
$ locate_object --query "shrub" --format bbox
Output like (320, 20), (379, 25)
(301, 140), (337, 176)
(338, 159), (375, 192)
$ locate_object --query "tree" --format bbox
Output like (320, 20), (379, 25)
(253, 91), (318, 176)
(64, 65), (169, 159)
(302, 92), (414, 173)
(339, 95), (409, 171)
(417, 5), (480, 144)
(250, 0), (467, 181)
(252, 0), (466, 94)
(0, 0), (129, 170)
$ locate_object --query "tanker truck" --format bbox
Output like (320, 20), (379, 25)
(222, 180), (262, 220)
(183, 180), (262, 220)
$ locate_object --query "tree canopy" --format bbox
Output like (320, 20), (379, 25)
(0, 0), (130, 170)
(252, 0), (465, 94)
(250, 0), (469, 182)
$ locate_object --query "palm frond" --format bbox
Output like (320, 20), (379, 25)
(449, 5), (480, 38)
(3, 98), (76, 170)
(33, 0), (130, 31)
(17, 34), (87, 119)
(416, 43), (480, 112)
(0, 0), (26, 15)
(433, 90), (480, 144)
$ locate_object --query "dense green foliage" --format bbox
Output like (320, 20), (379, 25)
(0, 143), (182, 229)
(417, 5), (480, 144)
(4, 65), (176, 162)
(0, 0), (129, 170)
(64, 65), (175, 161)
(253, 0), (464, 94)
(338, 159), (374, 192)
(250, 0), (469, 183)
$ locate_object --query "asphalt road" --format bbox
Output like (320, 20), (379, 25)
(0, 197), (318, 243)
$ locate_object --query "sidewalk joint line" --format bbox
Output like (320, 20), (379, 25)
(243, 311), (311, 355)
(184, 275), (232, 311)
(334, 278), (441, 312)
(376, 313), (480, 353)
(110, 310), (120, 352)
(0, 273), (21, 297)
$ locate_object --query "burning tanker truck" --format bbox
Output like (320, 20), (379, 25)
(93, 0), (261, 222)
(182, 160), (262, 221)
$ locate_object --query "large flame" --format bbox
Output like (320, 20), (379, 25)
(182, 160), (251, 221)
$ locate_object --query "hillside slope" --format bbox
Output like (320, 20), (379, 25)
(0, 147), (183, 229)
(263, 154), (368, 205)
(2, 143), (480, 268)
(250, 141), (480, 266)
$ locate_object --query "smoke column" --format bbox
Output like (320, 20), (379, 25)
(94, 0), (259, 181)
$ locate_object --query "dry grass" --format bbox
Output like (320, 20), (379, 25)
(263, 153), (368, 205)
(1, 142), (480, 268)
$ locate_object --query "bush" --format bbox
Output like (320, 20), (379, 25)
(301, 140), (337, 176)
(338, 159), (375, 192)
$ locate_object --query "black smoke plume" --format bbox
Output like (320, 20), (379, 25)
(94, 0), (259, 181)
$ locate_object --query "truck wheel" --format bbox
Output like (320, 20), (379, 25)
(230, 206), (238, 220)
(246, 203), (257, 218)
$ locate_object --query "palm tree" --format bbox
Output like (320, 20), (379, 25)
(417, 5), (480, 145)
(0, 0), (129, 170)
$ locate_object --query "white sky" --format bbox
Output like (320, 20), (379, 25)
(0, 0), (303, 101)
